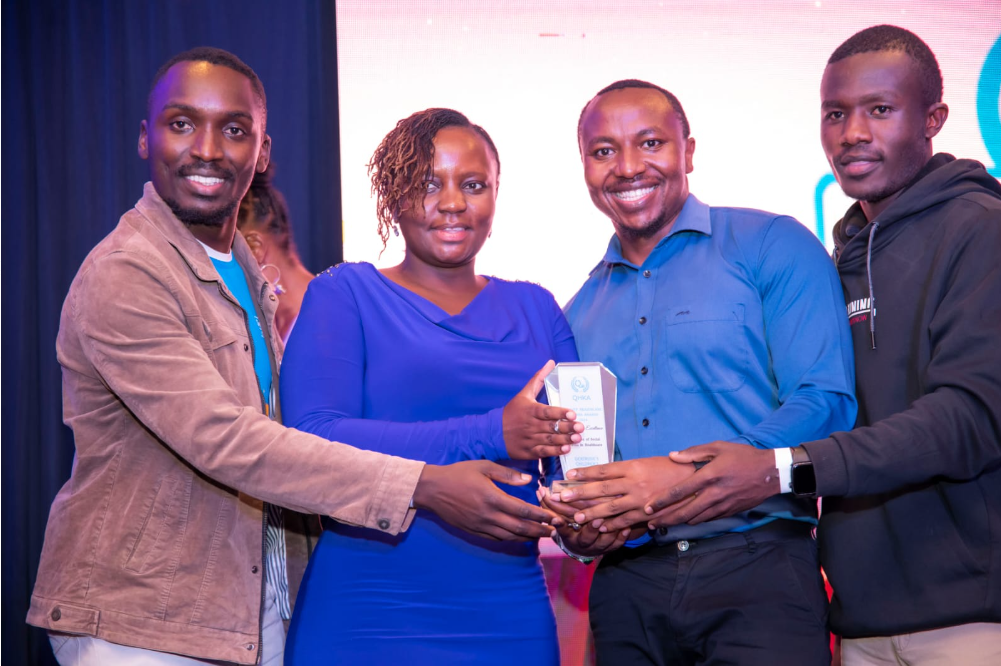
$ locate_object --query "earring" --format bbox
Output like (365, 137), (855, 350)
(392, 224), (400, 237)
(261, 263), (285, 296)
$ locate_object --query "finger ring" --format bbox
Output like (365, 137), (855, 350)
(569, 522), (581, 531)
(552, 420), (561, 433)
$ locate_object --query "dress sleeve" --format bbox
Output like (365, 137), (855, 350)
(281, 270), (511, 465)
(733, 216), (858, 449)
(806, 208), (1001, 496)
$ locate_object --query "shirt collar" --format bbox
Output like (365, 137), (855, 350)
(599, 193), (711, 268)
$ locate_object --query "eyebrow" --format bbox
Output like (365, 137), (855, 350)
(822, 91), (899, 109)
(586, 128), (660, 146)
(160, 103), (255, 124)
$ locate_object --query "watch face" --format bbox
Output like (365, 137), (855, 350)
(792, 463), (816, 496)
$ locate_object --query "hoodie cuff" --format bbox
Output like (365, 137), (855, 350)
(802, 436), (850, 497)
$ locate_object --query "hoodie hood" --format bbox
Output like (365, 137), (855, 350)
(831, 154), (1001, 349)
(834, 154), (1001, 259)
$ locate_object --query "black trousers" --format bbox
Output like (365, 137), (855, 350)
(589, 521), (830, 666)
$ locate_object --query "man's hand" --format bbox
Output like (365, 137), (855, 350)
(539, 486), (638, 557)
(641, 441), (781, 527)
(553, 457), (696, 533)
(503, 360), (584, 460)
(412, 461), (556, 541)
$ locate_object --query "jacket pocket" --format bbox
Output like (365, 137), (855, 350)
(202, 319), (258, 400)
(660, 303), (748, 393)
(123, 473), (191, 574)
(200, 317), (240, 358)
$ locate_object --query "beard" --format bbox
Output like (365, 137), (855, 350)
(615, 207), (675, 242)
(164, 196), (240, 228)
(858, 159), (925, 205)
(164, 160), (240, 227)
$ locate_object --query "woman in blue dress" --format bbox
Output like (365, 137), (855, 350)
(281, 108), (579, 665)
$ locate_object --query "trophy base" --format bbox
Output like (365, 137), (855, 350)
(550, 480), (586, 494)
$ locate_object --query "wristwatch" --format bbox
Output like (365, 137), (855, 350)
(790, 446), (816, 497)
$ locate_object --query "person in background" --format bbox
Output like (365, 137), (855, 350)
(281, 108), (582, 665)
(237, 162), (315, 342)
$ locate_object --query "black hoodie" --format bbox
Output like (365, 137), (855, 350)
(803, 154), (1001, 638)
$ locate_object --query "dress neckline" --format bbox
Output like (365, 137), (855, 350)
(362, 262), (495, 321)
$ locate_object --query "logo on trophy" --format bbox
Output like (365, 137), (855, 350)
(544, 362), (617, 492)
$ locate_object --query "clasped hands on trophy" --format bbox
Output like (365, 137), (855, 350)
(420, 359), (778, 546)
(537, 442), (783, 558)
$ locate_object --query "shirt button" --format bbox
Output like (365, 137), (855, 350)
(243, 343), (250, 352)
(638, 316), (647, 325)
(246, 643), (256, 651)
(677, 540), (690, 552)
(643, 270), (652, 278)
(642, 418), (650, 427)
(51, 608), (62, 621)
(251, 565), (259, 574)
(269, 294), (276, 301)
(640, 367), (648, 375)
(378, 519), (391, 530)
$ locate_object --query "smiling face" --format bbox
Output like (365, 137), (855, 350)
(395, 125), (499, 271)
(821, 49), (946, 220)
(579, 87), (695, 256)
(139, 61), (270, 229)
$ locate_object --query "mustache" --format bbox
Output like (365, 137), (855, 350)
(838, 151), (881, 165)
(176, 161), (234, 180)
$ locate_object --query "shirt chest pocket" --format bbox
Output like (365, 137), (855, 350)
(659, 303), (749, 393)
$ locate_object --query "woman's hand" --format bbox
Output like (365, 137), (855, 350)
(502, 360), (583, 460)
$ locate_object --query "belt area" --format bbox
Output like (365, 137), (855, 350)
(606, 520), (814, 565)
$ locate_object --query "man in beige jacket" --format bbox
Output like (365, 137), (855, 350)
(27, 47), (575, 665)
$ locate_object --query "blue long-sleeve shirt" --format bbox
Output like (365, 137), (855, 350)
(565, 194), (857, 540)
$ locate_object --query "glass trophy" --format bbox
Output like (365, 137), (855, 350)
(544, 362), (616, 492)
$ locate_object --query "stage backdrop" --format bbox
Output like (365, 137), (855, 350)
(337, 0), (1000, 305)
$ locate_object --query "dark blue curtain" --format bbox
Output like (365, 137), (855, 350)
(1, 1), (342, 663)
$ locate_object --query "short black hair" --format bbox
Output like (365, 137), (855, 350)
(147, 46), (267, 128)
(577, 79), (690, 147)
(828, 25), (943, 107)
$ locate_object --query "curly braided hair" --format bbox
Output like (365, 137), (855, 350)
(368, 108), (500, 248)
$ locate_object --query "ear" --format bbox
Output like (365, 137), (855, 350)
(256, 133), (272, 173)
(242, 230), (268, 265)
(138, 120), (149, 160)
(925, 103), (949, 140)
(684, 137), (696, 174)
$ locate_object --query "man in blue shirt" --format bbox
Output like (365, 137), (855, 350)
(546, 80), (858, 665)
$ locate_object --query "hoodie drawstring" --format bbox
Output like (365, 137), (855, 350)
(866, 221), (879, 350)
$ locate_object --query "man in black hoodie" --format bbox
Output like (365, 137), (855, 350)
(569, 24), (1001, 663)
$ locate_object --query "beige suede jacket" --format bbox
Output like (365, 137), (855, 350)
(27, 183), (424, 664)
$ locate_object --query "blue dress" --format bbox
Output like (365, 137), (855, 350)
(281, 262), (576, 665)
